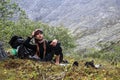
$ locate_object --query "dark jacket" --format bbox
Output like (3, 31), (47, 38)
(24, 37), (62, 60)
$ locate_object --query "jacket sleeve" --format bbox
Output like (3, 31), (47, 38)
(47, 40), (61, 46)
(47, 40), (61, 50)
(23, 37), (37, 51)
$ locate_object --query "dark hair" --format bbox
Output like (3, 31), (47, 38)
(34, 29), (43, 37)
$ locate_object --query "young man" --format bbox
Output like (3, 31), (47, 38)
(24, 29), (63, 65)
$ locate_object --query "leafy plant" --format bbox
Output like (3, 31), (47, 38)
(0, 0), (21, 21)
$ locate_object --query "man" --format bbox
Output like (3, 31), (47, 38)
(24, 29), (63, 65)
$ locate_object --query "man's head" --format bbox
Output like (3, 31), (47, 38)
(34, 29), (44, 41)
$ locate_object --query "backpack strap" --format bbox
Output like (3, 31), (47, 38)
(43, 40), (46, 58)
(36, 39), (46, 59)
(36, 43), (40, 57)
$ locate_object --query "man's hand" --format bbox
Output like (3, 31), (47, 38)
(50, 39), (58, 47)
(32, 31), (35, 37)
(31, 29), (41, 37)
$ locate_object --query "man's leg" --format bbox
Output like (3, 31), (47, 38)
(55, 55), (60, 65)
(52, 44), (63, 65)
(59, 53), (63, 63)
(54, 51), (63, 65)
(45, 52), (54, 61)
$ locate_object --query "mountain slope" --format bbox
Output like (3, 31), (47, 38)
(15, 0), (120, 51)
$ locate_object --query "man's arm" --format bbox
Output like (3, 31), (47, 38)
(24, 37), (37, 51)
(48, 39), (62, 65)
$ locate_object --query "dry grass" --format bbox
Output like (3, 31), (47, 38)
(0, 57), (120, 80)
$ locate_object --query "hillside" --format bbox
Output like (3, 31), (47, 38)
(14, 0), (120, 51)
(0, 1), (120, 79)
(0, 57), (120, 80)
(1, 35), (120, 80)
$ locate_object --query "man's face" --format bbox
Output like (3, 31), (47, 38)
(35, 33), (44, 41)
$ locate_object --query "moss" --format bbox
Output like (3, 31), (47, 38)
(0, 57), (120, 80)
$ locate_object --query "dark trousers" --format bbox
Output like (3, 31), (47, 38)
(45, 51), (63, 63)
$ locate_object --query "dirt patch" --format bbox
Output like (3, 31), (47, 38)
(4, 61), (21, 69)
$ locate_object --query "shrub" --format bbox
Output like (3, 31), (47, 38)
(0, 19), (76, 53)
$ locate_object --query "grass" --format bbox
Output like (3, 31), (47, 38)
(0, 40), (120, 80)
(0, 56), (120, 80)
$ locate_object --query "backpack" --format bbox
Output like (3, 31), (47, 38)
(9, 35), (24, 49)
(9, 35), (35, 59)
(17, 44), (35, 59)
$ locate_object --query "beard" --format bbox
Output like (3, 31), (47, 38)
(35, 37), (44, 43)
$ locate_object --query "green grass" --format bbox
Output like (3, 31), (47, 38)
(1, 41), (120, 80)
(0, 57), (120, 80)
